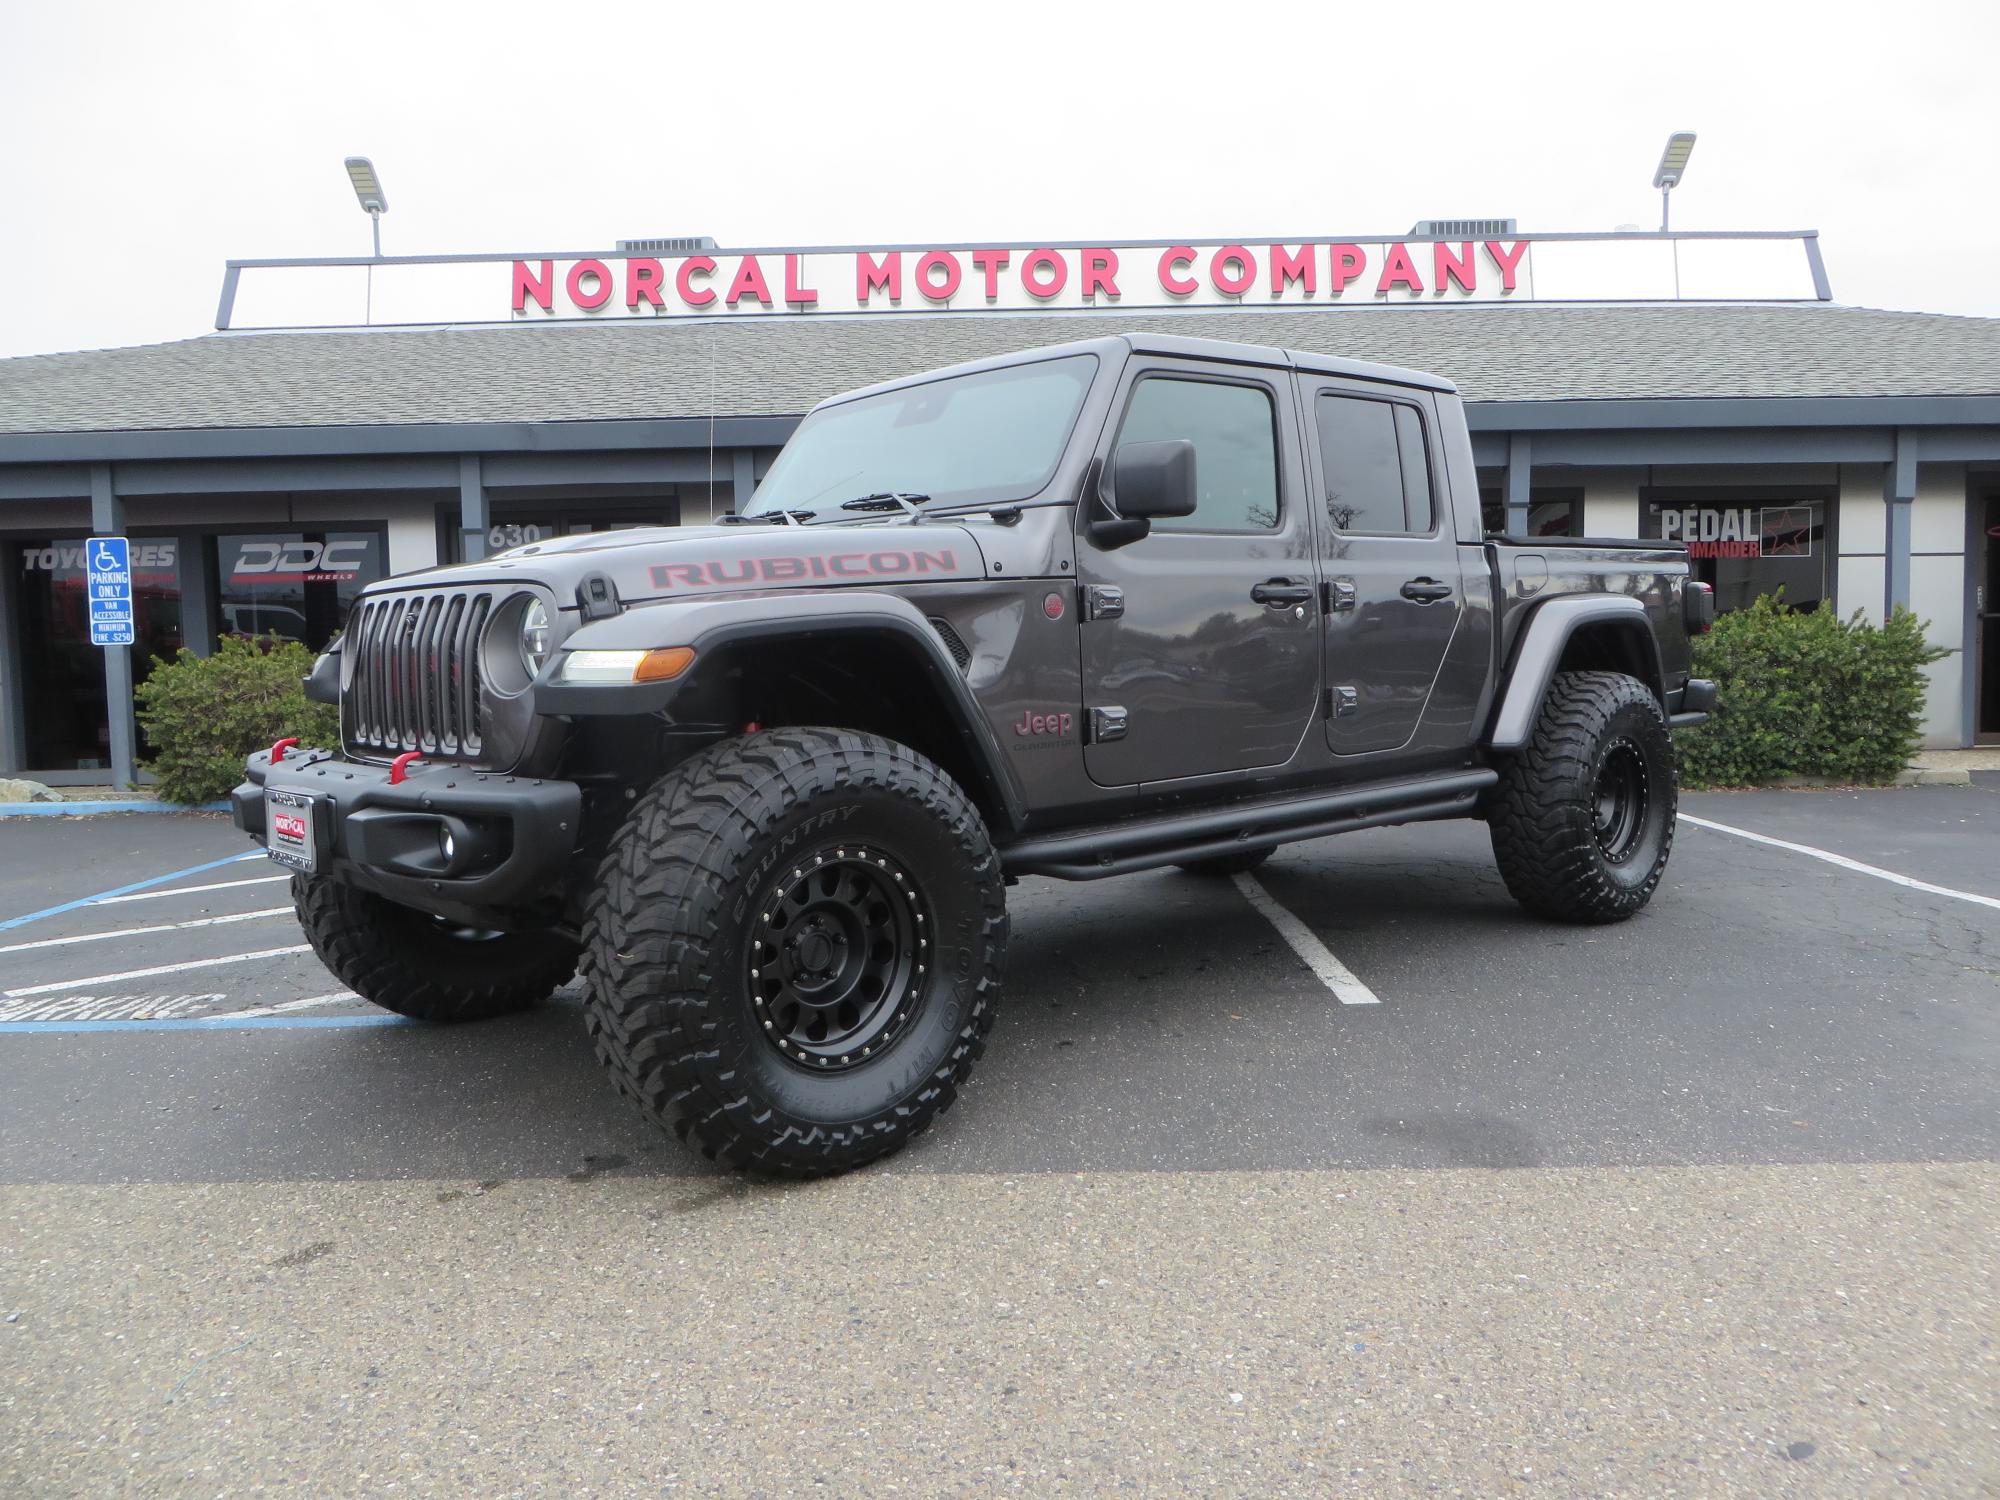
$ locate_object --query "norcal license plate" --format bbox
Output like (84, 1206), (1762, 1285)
(264, 788), (318, 874)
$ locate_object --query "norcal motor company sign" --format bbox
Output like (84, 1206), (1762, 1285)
(217, 233), (1827, 330)
(510, 239), (1538, 318)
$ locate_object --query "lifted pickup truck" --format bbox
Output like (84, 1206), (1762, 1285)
(234, 332), (1715, 1176)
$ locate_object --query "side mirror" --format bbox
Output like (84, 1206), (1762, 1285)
(1088, 439), (1196, 549)
(303, 638), (342, 705)
(1113, 439), (1197, 519)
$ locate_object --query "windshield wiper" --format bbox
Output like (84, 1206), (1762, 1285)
(837, 492), (932, 518)
(718, 508), (816, 526)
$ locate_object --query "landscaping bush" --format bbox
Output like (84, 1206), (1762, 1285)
(135, 635), (339, 804)
(1673, 593), (1944, 787)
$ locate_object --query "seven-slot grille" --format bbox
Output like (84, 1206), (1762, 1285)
(344, 589), (497, 760)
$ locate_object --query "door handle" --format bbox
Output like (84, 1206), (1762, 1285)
(1400, 578), (1454, 604)
(1251, 578), (1314, 607)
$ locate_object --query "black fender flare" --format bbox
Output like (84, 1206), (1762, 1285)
(529, 590), (1027, 834)
(1486, 596), (1665, 750)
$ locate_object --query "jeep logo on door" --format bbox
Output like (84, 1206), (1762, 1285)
(229, 539), (373, 583)
(1013, 710), (1073, 738)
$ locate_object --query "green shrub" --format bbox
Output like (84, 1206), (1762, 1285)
(1674, 593), (1944, 787)
(135, 635), (339, 804)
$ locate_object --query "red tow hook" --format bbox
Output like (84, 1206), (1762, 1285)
(270, 737), (300, 764)
(387, 751), (424, 786)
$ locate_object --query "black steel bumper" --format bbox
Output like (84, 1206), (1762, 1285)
(232, 747), (582, 915)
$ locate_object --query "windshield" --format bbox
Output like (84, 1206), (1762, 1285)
(746, 353), (1098, 516)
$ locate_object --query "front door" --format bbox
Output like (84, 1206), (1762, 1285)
(1076, 361), (1321, 786)
(1300, 380), (1467, 756)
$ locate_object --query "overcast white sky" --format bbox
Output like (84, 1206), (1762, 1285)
(2, 0), (1996, 360)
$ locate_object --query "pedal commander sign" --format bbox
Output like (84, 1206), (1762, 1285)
(1656, 505), (1815, 559)
(218, 233), (1827, 330)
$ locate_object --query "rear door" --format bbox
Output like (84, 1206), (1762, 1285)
(1301, 380), (1466, 756)
(1075, 359), (1321, 786)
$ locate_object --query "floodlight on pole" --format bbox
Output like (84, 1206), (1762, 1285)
(1652, 131), (1696, 233)
(344, 156), (387, 257)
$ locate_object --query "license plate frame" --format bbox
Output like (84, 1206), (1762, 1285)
(265, 788), (319, 874)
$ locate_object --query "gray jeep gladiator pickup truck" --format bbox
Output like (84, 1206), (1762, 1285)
(234, 332), (1715, 1176)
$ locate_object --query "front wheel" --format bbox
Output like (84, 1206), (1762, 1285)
(293, 876), (579, 1020)
(581, 728), (1008, 1179)
(1486, 670), (1677, 923)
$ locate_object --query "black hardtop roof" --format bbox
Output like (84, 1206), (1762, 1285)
(810, 332), (1456, 412)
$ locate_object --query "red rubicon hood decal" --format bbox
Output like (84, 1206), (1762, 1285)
(362, 520), (990, 599)
(651, 546), (963, 591)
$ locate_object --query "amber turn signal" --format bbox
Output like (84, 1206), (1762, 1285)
(633, 646), (697, 682)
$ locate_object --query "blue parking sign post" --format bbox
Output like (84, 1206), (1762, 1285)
(86, 534), (139, 788)
(86, 536), (136, 647)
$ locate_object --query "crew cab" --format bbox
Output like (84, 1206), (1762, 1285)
(236, 333), (1714, 1177)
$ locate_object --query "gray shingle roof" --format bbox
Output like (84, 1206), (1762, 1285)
(3, 303), (1997, 437)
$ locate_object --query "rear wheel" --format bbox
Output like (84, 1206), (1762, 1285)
(292, 876), (578, 1020)
(1486, 670), (1677, 923)
(581, 727), (1007, 1179)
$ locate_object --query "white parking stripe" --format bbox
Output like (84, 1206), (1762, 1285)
(1231, 871), (1381, 1006)
(92, 875), (289, 905)
(222, 991), (359, 1019)
(1678, 813), (2000, 913)
(2, 945), (313, 999)
(0, 907), (292, 955)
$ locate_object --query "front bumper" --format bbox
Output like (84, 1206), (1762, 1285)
(232, 747), (582, 917)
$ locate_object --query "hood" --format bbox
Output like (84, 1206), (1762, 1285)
(374, 520), (993, 608)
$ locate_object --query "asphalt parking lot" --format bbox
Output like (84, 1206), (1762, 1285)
(3, 786), (1997, 1496)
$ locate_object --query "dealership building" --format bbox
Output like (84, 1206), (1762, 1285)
(1, 227), (1997, 784)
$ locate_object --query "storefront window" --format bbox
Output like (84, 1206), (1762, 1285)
(1640, 493), (1828, 613)
(214, 532), (383, 648)
(14, 537), (182, 770)
(1478, 485), (1582, 538)
(438, 501), (678, 564)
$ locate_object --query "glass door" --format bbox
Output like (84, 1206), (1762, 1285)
(1979, 493), (1999, 742)
(15, 537), (183, 771)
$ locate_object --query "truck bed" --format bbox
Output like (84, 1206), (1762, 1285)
(1484, 536), (1697, 693)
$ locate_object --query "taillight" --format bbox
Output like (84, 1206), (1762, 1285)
(1684, 580), (1715, 635)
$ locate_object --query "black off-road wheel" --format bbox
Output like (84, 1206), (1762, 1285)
(1176, 847), (1273, 877)
(292, 876), (579, 1021)
(1487, 670), (1677, 924)
(581, 727), (1008, 1179)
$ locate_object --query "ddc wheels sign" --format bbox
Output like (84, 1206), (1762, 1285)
(227, 539), (372, 583)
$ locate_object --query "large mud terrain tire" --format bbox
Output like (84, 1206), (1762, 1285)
(582, 727), (1007, 1178)
(1487, 670), (1677, 924)
(293, 876), (579, 1021)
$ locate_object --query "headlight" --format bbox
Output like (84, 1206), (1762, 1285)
(519, 599), (552, 675)
(557, 647), (697, 684)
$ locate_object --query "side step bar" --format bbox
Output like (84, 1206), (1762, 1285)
(999, 768), (1499, 881)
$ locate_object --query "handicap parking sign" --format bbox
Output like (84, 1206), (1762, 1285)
(86, 535), (135, 647)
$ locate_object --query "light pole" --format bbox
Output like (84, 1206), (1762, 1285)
(1653, 132), (1696, 233)
(344, 156), (388, 257)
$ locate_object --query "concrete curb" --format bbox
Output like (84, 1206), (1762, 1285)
(0, 799), (229, 817)
(1893, 768), (1973, 787)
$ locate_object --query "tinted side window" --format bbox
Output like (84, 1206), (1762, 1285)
(1117, 377), (1279, 532)
(1317, 394), (1435, 534)
(1393, 404), (1435, 532)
